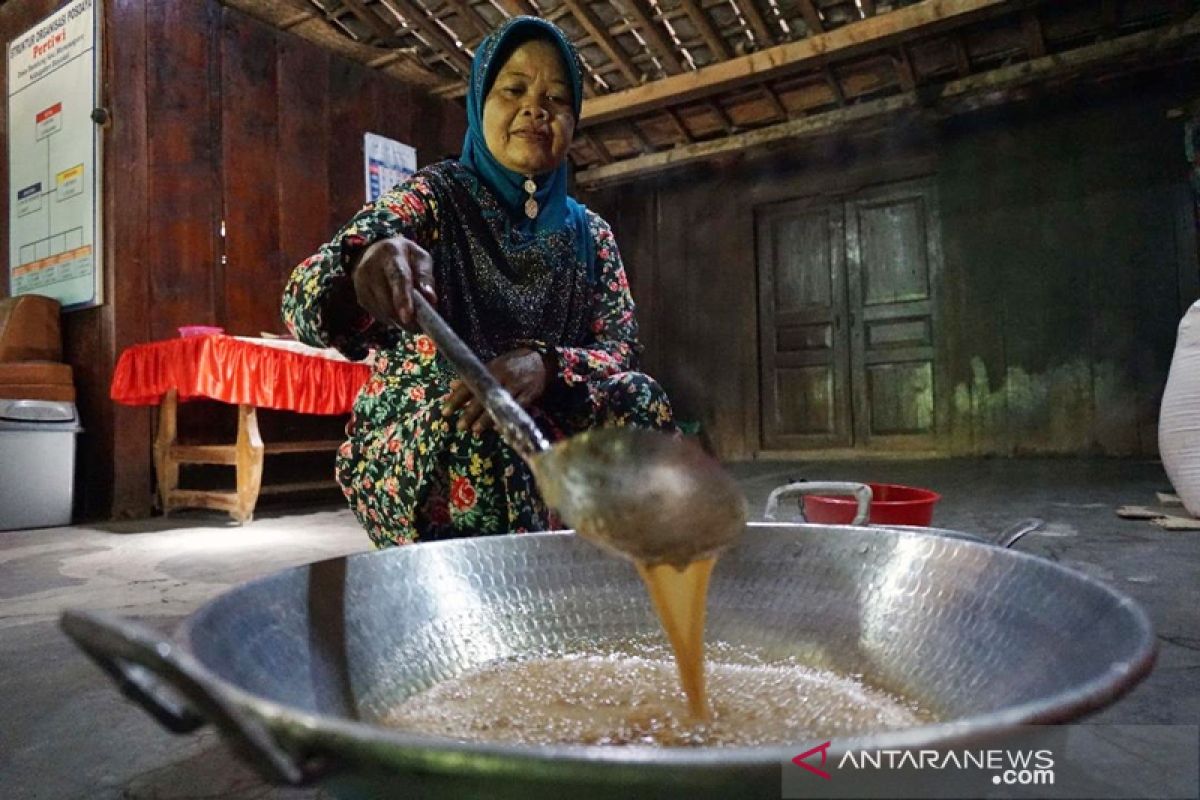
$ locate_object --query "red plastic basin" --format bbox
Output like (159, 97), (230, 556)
(803, 482), (941, 526)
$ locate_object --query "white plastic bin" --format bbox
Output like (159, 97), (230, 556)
(0, 399), (81, 530)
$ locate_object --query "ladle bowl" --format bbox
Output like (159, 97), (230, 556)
(410, 292), (747, 564)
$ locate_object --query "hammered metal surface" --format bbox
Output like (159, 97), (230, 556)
(179, 524), (1154, 795)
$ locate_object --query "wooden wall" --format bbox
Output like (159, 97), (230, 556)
(583, 66), (1200, 460)
(0, 0), (466, 520)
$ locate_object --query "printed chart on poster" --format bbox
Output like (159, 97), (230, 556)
(7, 0), (101, 309)
(364, 132), (416, 203)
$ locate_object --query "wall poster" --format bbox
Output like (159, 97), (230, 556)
(6, 0), (101, 310)
(364, 132), (416, 204)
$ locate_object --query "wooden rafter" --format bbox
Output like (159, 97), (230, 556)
(616, 0), (685, 74)
(582, 131), (614, 162)
(493, 0), (540, 17)
(380, 0), (474, 73)
(824, 65), (846, 105)
(796, 0), (824, 34)
(625, 120), (655, 152)
(1021, 10), (1045, 58)
(761, 84), (789, 120)
(707, 100), (736, 133)
(733, 0), (777, 49)
(577, 12), (1200, 187)
(893, 43), (916, 90)
(562, 0), (642, 84)
(664, 107), (695, 142)
(952, 33), (972, 75)
(580, 0), (1016, 127)
(677, 0), (732, 60)
(440, 0), (490, 40)
(340, 0), (400, 42)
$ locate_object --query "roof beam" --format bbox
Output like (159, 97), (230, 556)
(380, 0), (474, 74)
(616, 0), (685, 74)
(581, 0), (1019, 127)
(677, 0), (732, 60)
(561, 0), (642, 84)
(577, 12), (1200, 188)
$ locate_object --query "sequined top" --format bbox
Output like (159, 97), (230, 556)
(283, 159), (639, 372)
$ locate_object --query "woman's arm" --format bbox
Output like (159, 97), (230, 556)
(281, 173), (440, 360)
(544, 212), (643, 389)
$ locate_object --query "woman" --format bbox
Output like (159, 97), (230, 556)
(282, 16), (674, 547)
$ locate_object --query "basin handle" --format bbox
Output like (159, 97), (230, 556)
(59, 609), (316, 785)
(992, 517), (1044, 549)
(764, 481), (872, 525)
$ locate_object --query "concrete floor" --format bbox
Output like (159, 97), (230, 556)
(1, 458), (1197, 799)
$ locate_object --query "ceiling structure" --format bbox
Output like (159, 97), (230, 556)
(226, 0), (1200, 187)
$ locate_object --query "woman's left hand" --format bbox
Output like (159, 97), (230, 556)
(442, 348), (551, 434)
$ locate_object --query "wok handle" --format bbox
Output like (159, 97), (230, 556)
(763, 481), (872, 525)
(59, 609), (315, 785)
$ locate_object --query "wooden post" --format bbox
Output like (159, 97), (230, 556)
(153, 389), (180, 515)
(234, 404), (265, 524)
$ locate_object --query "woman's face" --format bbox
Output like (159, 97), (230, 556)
(482, 38), (576, 176)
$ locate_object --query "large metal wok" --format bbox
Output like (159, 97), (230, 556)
(61, 493), (1155, 799)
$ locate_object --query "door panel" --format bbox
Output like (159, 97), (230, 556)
(847, 180), (940, 449)
(857, 197), (931, 305)
(756, 199), (850, 449)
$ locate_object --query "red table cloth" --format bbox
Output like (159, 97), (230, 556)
(110, 334), (370, 415)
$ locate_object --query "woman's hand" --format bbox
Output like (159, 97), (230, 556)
(443, 348), (551, 434)
(351, 235), (437, 331)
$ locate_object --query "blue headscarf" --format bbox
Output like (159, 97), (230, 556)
(459, 16), (594, 279)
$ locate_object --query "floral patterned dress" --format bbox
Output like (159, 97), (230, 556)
(282, 161), (674, 547)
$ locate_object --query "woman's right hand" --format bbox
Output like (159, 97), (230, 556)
(351, 235), (438, 331)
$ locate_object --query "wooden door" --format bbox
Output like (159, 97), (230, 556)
(756, 198), (852, 450)
(756, 179), (941, 452)
(845, 179), (941, 449)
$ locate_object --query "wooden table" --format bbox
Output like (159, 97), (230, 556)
(110, 334), (371, 523)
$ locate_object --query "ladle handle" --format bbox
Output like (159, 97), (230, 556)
(59, 609), (317, 785)
(411, 291), (550, 460)
(764, 481), (873, 525)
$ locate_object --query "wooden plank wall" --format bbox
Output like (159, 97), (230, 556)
(0, 0), (466, 520)
(583, 67), (1200, 460)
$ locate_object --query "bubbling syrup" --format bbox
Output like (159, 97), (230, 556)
(381, 642), (932, 747)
